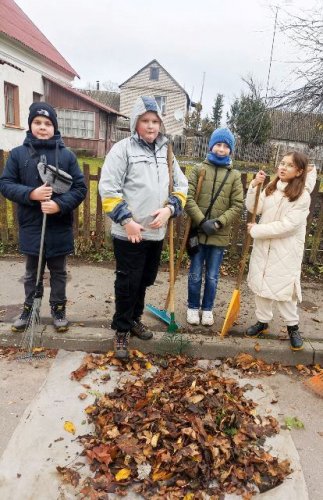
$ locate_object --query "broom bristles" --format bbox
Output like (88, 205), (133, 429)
(305, 373), (323, 397)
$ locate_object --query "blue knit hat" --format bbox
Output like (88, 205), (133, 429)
(208, 128), (235, 154)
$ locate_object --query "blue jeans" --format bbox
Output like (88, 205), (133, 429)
(188, 244), (225, 311)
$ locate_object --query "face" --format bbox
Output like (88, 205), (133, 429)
(277, 155), (302, 182)
(31, 116), (54, 139)
(212, 142), (230, 156)
(136, 112), (161, 143)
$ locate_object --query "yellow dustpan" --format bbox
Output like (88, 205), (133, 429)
(221, 183), (262, 336)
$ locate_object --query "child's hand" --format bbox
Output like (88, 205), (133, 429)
(41, 200), (60, 214)
(124, 220), (144, 243)
(247, 222), (256, 233)
(30, 183), (53, 201)
(252, 170), (266, 187)
(149, 207), (172, 229)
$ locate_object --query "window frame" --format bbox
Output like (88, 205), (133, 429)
(4, 82), (20, 127)
(149, 67), (159, 81)
(56, 108), (95, 139)
(154, 95), (167, 115)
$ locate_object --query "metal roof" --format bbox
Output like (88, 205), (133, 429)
(44, 76), (127, 117)
(0, 0), (79, 78)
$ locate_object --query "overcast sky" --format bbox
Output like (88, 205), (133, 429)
(15, 0), (322, 118)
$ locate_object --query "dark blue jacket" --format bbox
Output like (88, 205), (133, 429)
(0, 132), (87, 257)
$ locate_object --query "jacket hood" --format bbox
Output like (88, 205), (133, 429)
(130, 96), (165, 135)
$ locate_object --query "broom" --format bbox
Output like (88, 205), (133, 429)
(19, 213), (47, 359)
(146, 167), (206, 325)
(304, 372), (323, 398)
(220, 182), (262, 336)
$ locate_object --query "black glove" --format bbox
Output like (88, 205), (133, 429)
(200, 219), (220, 236)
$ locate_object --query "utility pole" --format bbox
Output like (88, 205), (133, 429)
(199, 72), (206, 104)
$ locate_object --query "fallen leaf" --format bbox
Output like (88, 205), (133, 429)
(115, 468), (131, 481)
(284, 416), (304, 430)
(254, 342), (261, 352)
(78, 393), (88, 400)
(64, 421), (76, 435)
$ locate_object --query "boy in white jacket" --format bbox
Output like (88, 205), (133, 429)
(245, 152), (317, 350)
(99, 96), (188, 359)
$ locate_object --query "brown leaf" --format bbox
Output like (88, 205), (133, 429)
(56, 466), (80, 487)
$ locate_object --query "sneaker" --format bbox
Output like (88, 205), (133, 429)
(114, 331), (130, 360)
(201, 310), (214, 326)
(11, 303), (32, 332)
(245, 321), (269, 338)
(130, 320), (153, 340)
(287, 325), (304, 351)
(187, 308), (200, 325)
(51, 303), (69, 332)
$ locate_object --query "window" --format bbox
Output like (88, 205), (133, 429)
(4, 82), (20, 126)
(154, 96), (167, 115)
(56, 109), (95, 138)
(150, 67), (159, 81)
(33, 92), (42, 102)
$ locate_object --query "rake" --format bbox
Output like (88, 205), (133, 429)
(19, 213), (47, 360)
(304, 372), (323, 398)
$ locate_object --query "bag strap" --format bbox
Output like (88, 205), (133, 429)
(204, 169), (230, 219)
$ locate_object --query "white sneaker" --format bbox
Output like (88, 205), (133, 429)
(187, 308), (200, 325)
(201, 310), (214, 326)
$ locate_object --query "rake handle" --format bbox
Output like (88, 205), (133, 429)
(34, 213), (47, 297)
(235, 183), (262, 290)
(165, 167), (206, 310)
(167, 143), (176, 316)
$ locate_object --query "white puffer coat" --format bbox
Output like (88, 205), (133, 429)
(246, 169), (316, 302)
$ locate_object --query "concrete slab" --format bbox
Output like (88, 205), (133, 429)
(0, 350), (308, 500)
(0, 322), (317, 366)
(308, 340), (323, 365)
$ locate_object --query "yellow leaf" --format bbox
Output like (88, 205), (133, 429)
(145, 361), (153, 370)
(151, 433), (160, 448)
(131, 349), (145, 358)
(64, 421), (76, 435)
(33, 347), (45, 353)
(85, 405), (97, 414)
(98, 365), (107, 370)
(152, 470), (173, 481)
(115, 468), (131, 481)
(183, 494), (195, 500)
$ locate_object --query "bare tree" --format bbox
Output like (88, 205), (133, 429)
(276, 8), (323, 112)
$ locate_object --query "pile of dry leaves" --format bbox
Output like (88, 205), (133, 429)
(58, 352), (293, 499)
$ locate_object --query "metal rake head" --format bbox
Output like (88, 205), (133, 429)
(17, 298), (45, 361)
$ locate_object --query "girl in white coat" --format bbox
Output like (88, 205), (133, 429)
(245, 152), (316, 350)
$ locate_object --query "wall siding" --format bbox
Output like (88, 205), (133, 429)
(120, 63), (187, 136)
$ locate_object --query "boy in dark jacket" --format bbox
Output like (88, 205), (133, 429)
(0, 102), (87, 332)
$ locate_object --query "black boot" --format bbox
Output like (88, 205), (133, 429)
(287, 325), (304, 351)
(51, 302), (69, 332)
(246, 321), (269, 338)
(114, 331), (130, 360)
(12, 303), (32, 332)
(130, 319), (153, 340)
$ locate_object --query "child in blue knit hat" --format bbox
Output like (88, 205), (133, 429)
(185, 127), (243, 327)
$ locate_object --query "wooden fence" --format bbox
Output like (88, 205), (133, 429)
(0, 150), (322, 264)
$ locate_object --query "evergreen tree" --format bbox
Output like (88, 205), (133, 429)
(212, 94), (224, 128)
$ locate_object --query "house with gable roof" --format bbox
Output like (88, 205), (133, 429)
(119, 59), (194, 136)
(0, 0), (123, 155)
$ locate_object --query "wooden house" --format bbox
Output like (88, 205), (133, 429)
(119, 59), (194, 136)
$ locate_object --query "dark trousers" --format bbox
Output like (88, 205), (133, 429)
(24, 254), (67, 305)
(111, 238), (164, 332)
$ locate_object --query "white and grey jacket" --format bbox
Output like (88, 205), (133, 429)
(99, 97), (188, 241)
